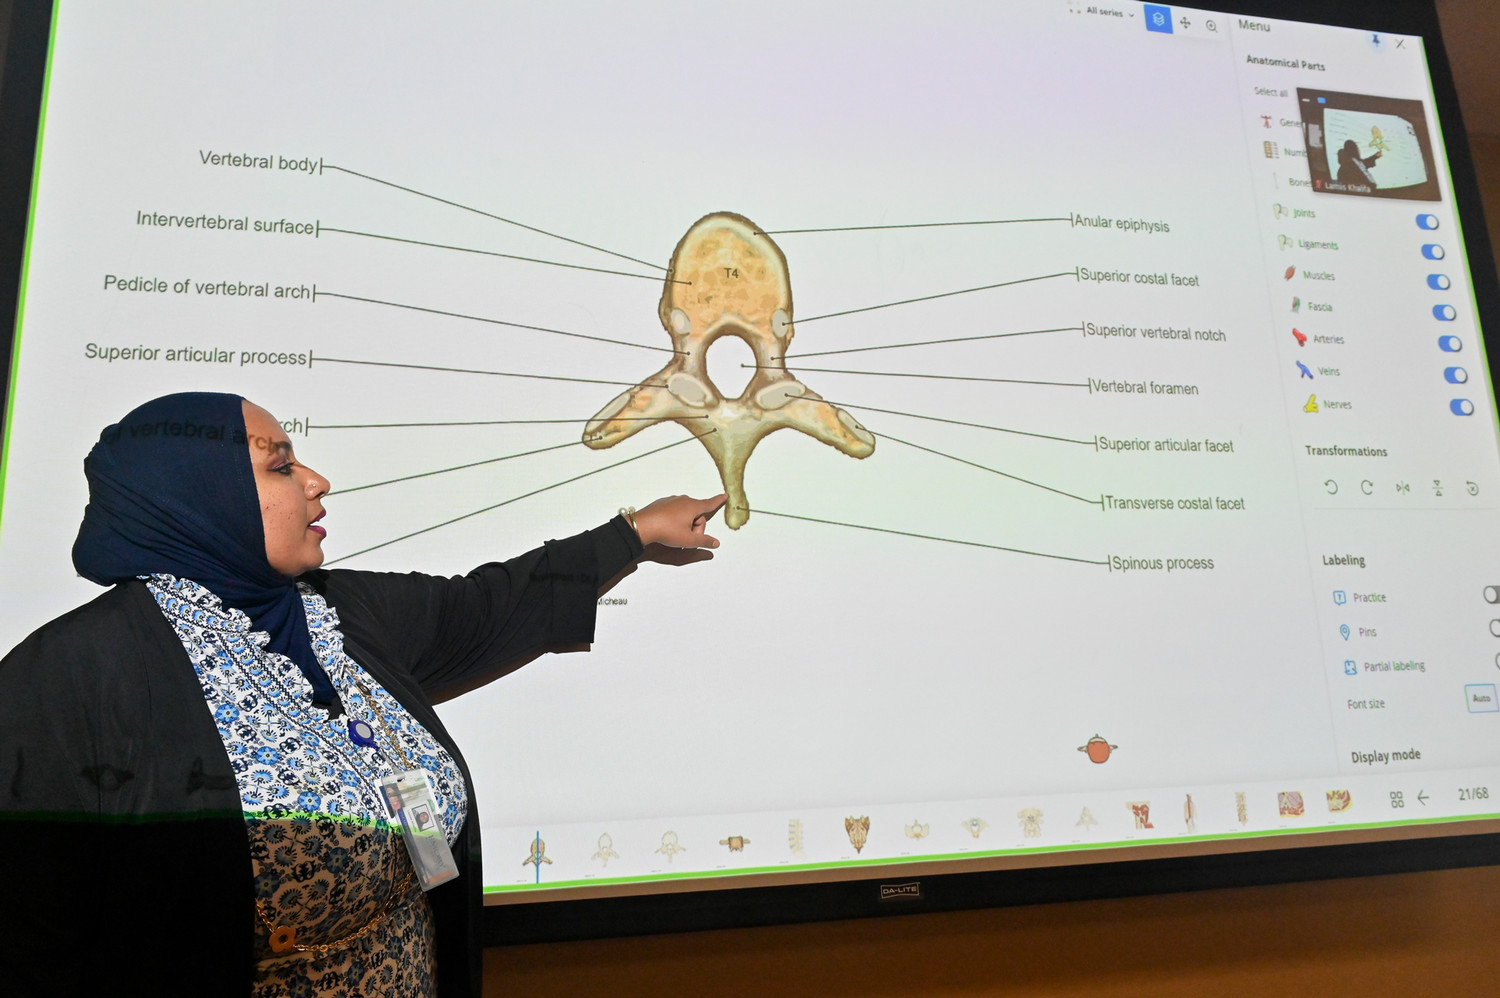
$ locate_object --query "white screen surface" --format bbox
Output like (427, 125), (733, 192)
(2, 2), (1498, 902)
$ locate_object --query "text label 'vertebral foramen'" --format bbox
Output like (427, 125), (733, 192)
(1089, 378), (1200, 396)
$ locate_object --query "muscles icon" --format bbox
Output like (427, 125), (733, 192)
(584, 212), (876, 528)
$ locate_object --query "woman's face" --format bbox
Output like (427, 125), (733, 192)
(243, 401), (331, 576)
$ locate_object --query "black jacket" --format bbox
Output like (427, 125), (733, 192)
(0, 518), (640, 997)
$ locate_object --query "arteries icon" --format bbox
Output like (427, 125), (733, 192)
(582, 212), (876, 528)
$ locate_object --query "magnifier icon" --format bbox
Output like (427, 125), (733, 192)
(1206, 19), (1218, 31)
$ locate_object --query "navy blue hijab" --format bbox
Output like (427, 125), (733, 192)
(72, 392), (336, 708)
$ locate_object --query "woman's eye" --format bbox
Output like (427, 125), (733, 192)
(272, 462), (296, 476)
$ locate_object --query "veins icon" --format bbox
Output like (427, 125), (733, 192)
(583, 212), (876, 528)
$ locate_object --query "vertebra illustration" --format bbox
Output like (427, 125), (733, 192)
(583, 212), (876, 528)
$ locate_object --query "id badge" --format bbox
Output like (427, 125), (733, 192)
(380, 769), (460, 891)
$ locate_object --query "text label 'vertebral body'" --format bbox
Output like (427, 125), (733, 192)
(199, 149), (322, 175)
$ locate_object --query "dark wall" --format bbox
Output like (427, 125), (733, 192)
(485, 865), (1500, 996)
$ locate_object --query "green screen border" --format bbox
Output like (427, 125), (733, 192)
(485, 809), (1500, 896)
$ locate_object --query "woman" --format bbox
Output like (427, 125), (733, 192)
(1335, 137), (1381, 189)
(0, 392), (723, 997)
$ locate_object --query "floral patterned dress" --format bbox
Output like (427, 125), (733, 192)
(147, 575), (469, 997)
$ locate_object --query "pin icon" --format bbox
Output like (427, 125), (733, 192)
(1340, 624), (1351, 641)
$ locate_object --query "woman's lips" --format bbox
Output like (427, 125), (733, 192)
(309, 524), (327, 538)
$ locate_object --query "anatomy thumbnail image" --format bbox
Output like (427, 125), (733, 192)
(788, 819), (806, 855)
(522, 837), (553, 868)
(656, 830), (687, 861)
(592, 833), (620, 866)
(845, 815), (870, 853)
(584, 212), (876, 529)
(1077, 733), (1118, 764)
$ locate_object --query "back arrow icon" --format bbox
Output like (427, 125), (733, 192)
(1417, 790), (1429, 805)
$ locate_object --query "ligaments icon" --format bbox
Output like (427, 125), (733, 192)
(584, 212), (876, 528)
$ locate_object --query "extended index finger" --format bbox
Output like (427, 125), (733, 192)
(700, 493), (728, 518)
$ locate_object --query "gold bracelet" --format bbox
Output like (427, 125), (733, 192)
(618, 506), (639, 535)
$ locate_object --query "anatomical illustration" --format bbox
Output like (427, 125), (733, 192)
(584, 212), (876, 528)
(719, 834), (751, 852)
(788, 819), (806, 856)
(522, 837), (553, 868)
(1017, 808), (1043, 838)
(591, 832), (620, 866)
(904, 819), (929, 840)
(1075, 807), (1098, 831)
(1278, 791), (1305, 817)
(1183, 794), (1197, 833)
(1127, 801), (1154, 830)
(1077, 733), (1118, 764)
(961, 817), (988, 839)
(1326, 789), (1353, 813)
(845, 815), (871, 853)
(655, 830), (687, 862)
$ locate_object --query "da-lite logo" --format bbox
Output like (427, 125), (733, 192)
(879, 881), (922, 901)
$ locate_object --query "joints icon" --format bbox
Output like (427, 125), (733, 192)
(584, 212), (876, 529)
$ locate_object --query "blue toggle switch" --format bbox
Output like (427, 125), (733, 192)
(1445, 366), (1469, 384)
(1417, 214), (1440, 230)
(1439, 335), (1463, 352)
(1423, 244), (1446, 260)
(1434, 304), (1457, 320)
(1428, 274), (1451, 290)
(1452, 399), (1475, 416)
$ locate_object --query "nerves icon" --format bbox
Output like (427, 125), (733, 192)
(583, 212), (876, 528)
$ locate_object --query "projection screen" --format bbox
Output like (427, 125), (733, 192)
(2, 0), (1497, 941)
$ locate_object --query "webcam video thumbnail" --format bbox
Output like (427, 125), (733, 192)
(1298, 88), (1440, 202)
